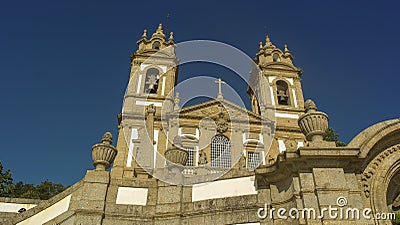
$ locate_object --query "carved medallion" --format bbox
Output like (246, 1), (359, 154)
(215, 110), (228, 133)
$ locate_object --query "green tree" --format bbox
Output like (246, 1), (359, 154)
(324, 127), (347, 146)
(35, 180), (66, 200)
(0, 161), (66, 200)
(0, 161), (14, 197)
(12, 182), (40, 199)
(393, 213), (400, 225)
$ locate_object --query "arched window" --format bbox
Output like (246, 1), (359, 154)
(144, 68), (160, 94)
(273, 53), (281, 62)
(211, 135), (231, 168)
(152, 41), (161, 50)
(276, 80), (290, 105)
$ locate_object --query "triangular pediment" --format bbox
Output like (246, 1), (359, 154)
(177, 99), (262, 124)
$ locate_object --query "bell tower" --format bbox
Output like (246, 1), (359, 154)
(125, 23), (178, 113)
(250, 35), (304, 114)
(248, 35), (306, 156)
(112, 24), (178, 179)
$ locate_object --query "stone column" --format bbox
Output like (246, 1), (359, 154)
(72, 170), (110, 225)
(146, 104), (156, 145)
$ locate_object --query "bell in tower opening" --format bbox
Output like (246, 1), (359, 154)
(144, 68), (160, 94)
(276, 80), (290, 105)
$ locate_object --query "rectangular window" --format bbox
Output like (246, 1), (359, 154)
(247, 152), (260, 169)
(185, 147), (195, 166)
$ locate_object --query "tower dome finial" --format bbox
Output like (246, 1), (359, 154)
(168, 32), (174, 43)
(284, 44), (293, 60)
(284, 44), (289, 53)
(151, 23), (166, 39)
(265, 35), (275, 48)
(142, 29), (147, 39)
(266, 35), (271, 44)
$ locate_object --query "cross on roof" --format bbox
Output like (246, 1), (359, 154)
(214, 78), (226, 99)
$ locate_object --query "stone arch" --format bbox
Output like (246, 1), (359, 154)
(143, 67), (161, 94)
(152, 41), (161, 50)
(361, 144), (400, 223)
(348, 119), (400, 223)
(348, 118), (400, 161)
(210, 135), (231, 168)
(276, 80), (290, 106)
(270, 77), (294, 107)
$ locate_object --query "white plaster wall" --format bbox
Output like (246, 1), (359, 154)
(286, 78), (294, 85)
(135, 100), (162, 107)
(292, 88), (298, 108)
(153, 129), (159, 168)
(297, 141), (304, 148)
(126, 128), (138, 167)
(275, 112), (299, 119)
(136, 74), (142, 94)
(0, 202), (36, 213)
(268, 76), (276, 83)
(140, 64), (167, 73)
(116, 187), (148, 206)
(269, 86), (275, 106)
(192, 176), (257, 202)
(161, 76), (166, 95)
(278, 139), (286, 153)
(16, 195), (71, 225)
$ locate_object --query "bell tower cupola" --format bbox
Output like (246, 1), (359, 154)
(252, 35), (304, 113)
(248, 34), (306, 146)
(124, 23), (178, 116)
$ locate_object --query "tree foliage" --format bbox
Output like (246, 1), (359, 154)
(0, 161), (14, 196)
(324, 127), (347, 146)
(393, 213), (400, 225)
(0, 161), (66, 200)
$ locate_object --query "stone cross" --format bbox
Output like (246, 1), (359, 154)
(214, 78), (226, 99)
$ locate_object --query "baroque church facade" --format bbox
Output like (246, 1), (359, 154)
(1, 24), (399, 225)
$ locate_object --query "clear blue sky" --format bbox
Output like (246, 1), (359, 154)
(1, 0), (399, 185)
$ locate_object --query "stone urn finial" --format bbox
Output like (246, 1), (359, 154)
(164, 136), (188, 168)
(304, 99), (317, 112)
(298, 99), (329, 142)
(92, 132), (118, 171)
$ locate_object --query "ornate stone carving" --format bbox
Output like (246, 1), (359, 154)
(215, 105), (229, 133)
(198, 151), (208, 165)
(174, 92), (180, 111)
(361, 144), (399, 198)
(298, 99), (328, 141)
(145, 104), (156, 116)
(284, 139), (297, 151)
(393, 194), (400, 208)
(92, 132), (118, 171)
